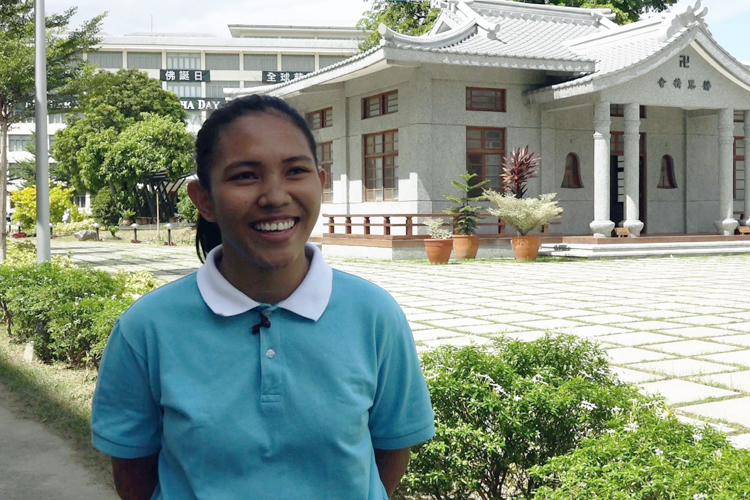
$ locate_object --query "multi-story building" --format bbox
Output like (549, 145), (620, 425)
(4, 23), (363, 217)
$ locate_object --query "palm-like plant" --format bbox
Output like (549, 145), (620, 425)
(444, 172), (490, 235)
(502, 146), (541, 199)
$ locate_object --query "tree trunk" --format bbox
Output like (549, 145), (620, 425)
(1, 118), (9, 262)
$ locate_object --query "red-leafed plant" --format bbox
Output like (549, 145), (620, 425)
(502, 146), (541, 199)
(11, 232), (27, 238)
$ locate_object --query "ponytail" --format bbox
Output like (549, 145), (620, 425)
(196, 215), (222, 263)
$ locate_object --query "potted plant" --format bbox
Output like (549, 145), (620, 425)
(423, 218), (453, 264)
(444, 172), (489, 259)
(501, 145), (540, 199)
(484, 191), (563, 261)
(120, 209), (135, 226)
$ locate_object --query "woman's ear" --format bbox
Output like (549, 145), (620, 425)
(187, 180), (216, 223)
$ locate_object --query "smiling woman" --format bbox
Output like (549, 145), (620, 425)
(89, 95), (435, 500)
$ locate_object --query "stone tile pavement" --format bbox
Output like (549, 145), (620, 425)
(50, 241), (750, 446)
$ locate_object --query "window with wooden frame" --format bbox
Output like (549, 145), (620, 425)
(466, 127), (505, 196)
(610, 104), (647, 118)
(561, 153), (583, 188)
(316, 142), (333, 203)
(734, 110), (746, 123)
(657, 155), (677, 189)
(363, 130), (398, 201)
(307, 108), (333, 130)
(735, 137), (745, 201)
(610, 132), (646, 156)
(466, 87), (506, 112)
(362, 91), (398, 119)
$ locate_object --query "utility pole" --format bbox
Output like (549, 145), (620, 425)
(35, 0), (50, 262)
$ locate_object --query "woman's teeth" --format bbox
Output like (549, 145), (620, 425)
(254, 220), (296, 232)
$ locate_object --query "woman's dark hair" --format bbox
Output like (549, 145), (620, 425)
(193, 94), (318, 261)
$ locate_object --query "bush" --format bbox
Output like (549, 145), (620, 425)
(177, 184), (198, 224)
(10, 184), (81, 230)
(53, 219), (96, 236)
(401, 335), (644, 499)
(90, 188), (121, 226)
(531, 403), (750, 499)
(0, 256), (161, 368)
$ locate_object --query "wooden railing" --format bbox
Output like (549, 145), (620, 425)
(322, 213), (560, 238)
(323, 213), (502, 237)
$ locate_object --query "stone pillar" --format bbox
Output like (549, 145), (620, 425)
(590, 101), (614, 237)
(540, 110), (556, 195)
(623, 103), (644, 236)
(716, 108), (739, 235)
(744, 110), (750, 226)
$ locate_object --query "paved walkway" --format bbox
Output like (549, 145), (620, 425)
(49, 241), (750, 446)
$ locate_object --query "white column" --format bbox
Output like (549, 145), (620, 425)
(716, 108), (738, 235)
(622, 103), (643, 236)
(744, 110), (750, 225)
(540, 110), (556, 195)
(590, 101), (614, 237)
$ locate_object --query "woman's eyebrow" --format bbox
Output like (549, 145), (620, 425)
(282, 155), (314, 164)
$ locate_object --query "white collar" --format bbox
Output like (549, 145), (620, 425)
(196, 243), (332, 321)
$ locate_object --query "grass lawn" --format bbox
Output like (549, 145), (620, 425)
(0, 328), (113, 489)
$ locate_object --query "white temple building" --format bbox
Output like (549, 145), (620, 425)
(241, 0), (750, 238)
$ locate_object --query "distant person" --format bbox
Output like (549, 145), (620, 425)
(90, 94), (434, 499)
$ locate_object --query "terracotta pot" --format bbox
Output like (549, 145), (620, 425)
(511, 234), (542, 262)
(424, 238), (453, 264)
(452, 234), (479, 260)
(122, 219), (132, 226)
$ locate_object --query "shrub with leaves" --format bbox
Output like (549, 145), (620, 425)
(501, 146), (540, 199)
(484, 191), (563, 236)
(444, 172), (490, 235)
(401, 335), (645, 499)
(53, 219), (96, 236)
(91, 188), (121, 226)
(177, 184), (198, 224)
(423, 218), (452, 239)
(0, 256), (161, 368)
(10, 184), (81, 230)
(531, 402), (750, 500)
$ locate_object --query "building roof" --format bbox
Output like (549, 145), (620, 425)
(239, 0), (750, 100)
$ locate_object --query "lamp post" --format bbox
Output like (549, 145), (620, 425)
(35, 0), (50, 262)
(93, 222), (100, 241)
(131, 223), (140, 244)
(164, 223), (174, 246)
(49, 222), (54, 239)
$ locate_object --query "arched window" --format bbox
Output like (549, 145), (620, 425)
(561, 153), (583, 188)
(657, 155), (677, 189)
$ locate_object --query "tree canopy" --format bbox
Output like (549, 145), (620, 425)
(51, 69), (192, 215)
(0, 1), (103, 259)
(356, 0), (679, 51)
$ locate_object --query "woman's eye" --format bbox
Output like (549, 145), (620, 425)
(288, 167), (309, 176)
(231, 171), (257, 180)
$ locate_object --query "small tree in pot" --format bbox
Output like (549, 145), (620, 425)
(444, 172), (489, 259)
(423, 218), (452, 264)
(501, 145), (540, 199)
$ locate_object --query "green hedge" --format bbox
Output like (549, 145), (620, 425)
(402, 335), (644, 499)
(0, 242), (160, 368)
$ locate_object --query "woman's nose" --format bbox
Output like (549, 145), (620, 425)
(257, 176), (291, 208)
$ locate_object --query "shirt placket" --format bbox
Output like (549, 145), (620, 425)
(255, 305), (282, 404)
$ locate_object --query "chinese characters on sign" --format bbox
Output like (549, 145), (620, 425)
(262, 71), (312, 83)
(160, 70), (211, 82)
(679, 55), (690, 68)
(657, 77), (710, 91)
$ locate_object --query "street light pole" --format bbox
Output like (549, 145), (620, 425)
(35, 0), (50, 262)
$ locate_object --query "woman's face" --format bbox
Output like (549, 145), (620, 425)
(191, 111), (324, 274)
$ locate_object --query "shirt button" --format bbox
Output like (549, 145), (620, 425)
(266, 349), (276, 359)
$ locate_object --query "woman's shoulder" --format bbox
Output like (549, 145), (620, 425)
(330, 269), (404, 314)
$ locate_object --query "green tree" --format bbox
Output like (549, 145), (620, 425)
(10, 183), (79, 230)
(356, 0), (678, 52)
(0, 1), (103, 260)
(357, 0), (440, 52)
(51, 69), (191, 213)
(8, 133), (65, 187)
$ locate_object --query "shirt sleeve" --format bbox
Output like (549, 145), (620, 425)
(369, 312), (435, 450)
(90, 320), (162, 459)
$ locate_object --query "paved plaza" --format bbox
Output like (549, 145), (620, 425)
(51, 241), (750, 447)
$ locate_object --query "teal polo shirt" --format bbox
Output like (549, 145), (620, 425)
(91, 244), (435, 499)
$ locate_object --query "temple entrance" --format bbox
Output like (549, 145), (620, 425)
(610, 133), (647, 233)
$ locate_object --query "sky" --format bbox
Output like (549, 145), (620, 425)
(46, 0), (750, 62)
